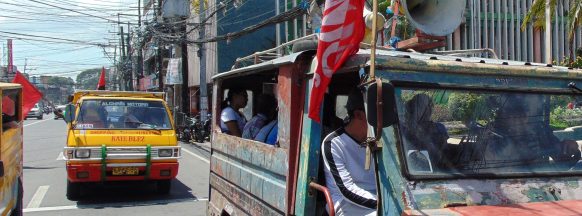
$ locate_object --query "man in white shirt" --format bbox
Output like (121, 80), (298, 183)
(321, 88), (377, 216)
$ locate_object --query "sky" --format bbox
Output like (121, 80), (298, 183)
(0, 0), (140, 79)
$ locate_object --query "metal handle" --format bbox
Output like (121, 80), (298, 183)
(309, 182), (335, 216)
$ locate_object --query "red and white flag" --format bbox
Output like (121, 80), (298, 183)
(308, 0), (365, 122)
(12, 71), (43, 119)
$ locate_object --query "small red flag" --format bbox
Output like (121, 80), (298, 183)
(308, 0), (365, 122)
(12, 71), (43, 119)
(97, 67), (106, 90)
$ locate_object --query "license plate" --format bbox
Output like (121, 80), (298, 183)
(112, 167), (139, 176)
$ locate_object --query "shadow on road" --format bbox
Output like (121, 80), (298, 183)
(23, 166), (58, 170)
(72, 178), (197, 208)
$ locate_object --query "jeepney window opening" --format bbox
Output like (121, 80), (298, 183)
(219, 71), (279, 144)
(74, 99), (172, 130)
(2, 89), (21, 131)
(321, 71), (361, 137)
(394, 87), (582, 179)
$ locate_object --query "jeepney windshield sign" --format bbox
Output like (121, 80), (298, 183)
(75, 99), (171, 130)
(396, 88), (582, 177)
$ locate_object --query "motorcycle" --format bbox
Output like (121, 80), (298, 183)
(192, 114), (212, 143)
(176, 113), (195, 142)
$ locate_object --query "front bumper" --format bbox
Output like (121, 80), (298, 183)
(67, 162), (179, 182)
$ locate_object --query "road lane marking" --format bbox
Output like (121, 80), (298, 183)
(27, 185), (50, 209)
(23, 197), (208, 213)
(182, 148), (210, 164)
(56, 152), (65, 161)
(23, 118), (52, 127)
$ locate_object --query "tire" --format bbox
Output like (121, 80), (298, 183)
(37, 115), (43, 120)
(291, 39), (318, 53)
(10, 179), (22, 216)
(66, 180), (81, 200)
(156, 180), (171, 195)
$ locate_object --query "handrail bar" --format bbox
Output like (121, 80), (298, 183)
(309, 182), (335, 216)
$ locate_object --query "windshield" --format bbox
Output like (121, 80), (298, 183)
(75, 99), (172, 130)
(397, 88), (582, 178)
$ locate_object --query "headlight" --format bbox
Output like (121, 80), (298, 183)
(75, 149), (91, 158)
(158, 149), (173, 157)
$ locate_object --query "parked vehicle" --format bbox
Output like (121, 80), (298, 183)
(191, 114), (211, 143)
(176, 113), (194, 143)
(62, 91), (180, 200)
(0, 83), (25, 215)
(25, 103), (43, 120)
(207, 38), (582, 215)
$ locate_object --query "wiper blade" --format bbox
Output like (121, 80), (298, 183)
(568, 82), (582, 93)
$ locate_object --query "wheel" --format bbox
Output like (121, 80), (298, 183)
(10, 179), (22, 216)
(37, 115), (43, 120)
(66, 180), (81, 200)
(156, 180), (171, 195)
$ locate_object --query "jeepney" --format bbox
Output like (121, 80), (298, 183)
(207, 39), (582, 215)
(62, 91), (180, 199)
(0, 83), (24, 216)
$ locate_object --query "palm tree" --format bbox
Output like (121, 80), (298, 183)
(522, 0), (582, 48)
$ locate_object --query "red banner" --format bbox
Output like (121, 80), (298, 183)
(308, 0), (365, 122)
(12, 71), (43, 119)
(97, 67), (106, 90)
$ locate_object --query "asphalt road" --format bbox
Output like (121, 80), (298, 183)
(22, 114), (211, 216)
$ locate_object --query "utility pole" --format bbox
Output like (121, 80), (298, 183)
(120, 26), (127, 90)
(23, 58), (27, 74)
(127, 21), (134, 91)
(545, 0), (551, 64)
(198, 0), (208, 122)
(137, 0), (144, 90)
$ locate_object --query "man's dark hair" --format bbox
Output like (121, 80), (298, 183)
(346, 88), (365, 119)
(256, 94), (277, 117)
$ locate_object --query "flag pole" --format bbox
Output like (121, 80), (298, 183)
(370, 0), (379, 80)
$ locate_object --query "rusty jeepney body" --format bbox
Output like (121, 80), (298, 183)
(208, 45), (582, 215)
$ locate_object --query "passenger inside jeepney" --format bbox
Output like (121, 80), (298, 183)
(242, 94), (277, 140)
(220, 87), (248, 137)
(402, 94), (451, 171)
(480, 94), (580, 169)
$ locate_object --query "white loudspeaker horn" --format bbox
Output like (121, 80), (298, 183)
(401, 0), (466, 36)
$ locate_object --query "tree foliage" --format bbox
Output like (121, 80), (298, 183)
(522, 0), (582, 43)
(76, 68), (101, 90)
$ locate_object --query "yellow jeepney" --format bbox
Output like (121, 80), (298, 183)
(0, 83), (23, 215)
(62, 91), (180, 200)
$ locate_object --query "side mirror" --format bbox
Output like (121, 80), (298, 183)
(0, 160), (4, 177)
(366, 79), (397, 138)
(64, 104), (76, 123)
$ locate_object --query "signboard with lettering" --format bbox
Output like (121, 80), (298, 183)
(165, 58), (182, 85)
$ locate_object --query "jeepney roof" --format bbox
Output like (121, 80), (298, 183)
(72, 91), (165, 104)
(215, 47), (582, 81)
(0, 82), (22, 90)
(342, 49), (582, 80)
(212, 51), (310, 80)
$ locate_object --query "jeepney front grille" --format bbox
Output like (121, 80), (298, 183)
(64, 146), (180, 161)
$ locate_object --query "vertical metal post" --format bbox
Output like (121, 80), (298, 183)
(545, 0), (552, 63)
(369, 0), (378, 79)
(276, 0), (281, 52)
(509, 0), (515, 60)
(199, 0), (208, 122)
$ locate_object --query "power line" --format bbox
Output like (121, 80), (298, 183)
(25, 0), (119, 23)
(0, 30), (110, 47)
